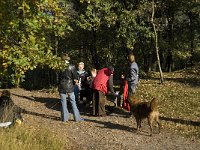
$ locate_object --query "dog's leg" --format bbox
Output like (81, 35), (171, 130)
(156, 115), (161, 134)
(148, 117), (153, 136)
(136, 120), (142, 134)
(139, 119), (142, 131)
(136, 118), (139, 131)
(135, 117), (140, 133)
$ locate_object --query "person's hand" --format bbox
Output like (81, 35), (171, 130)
(115, 91), (119, 96)
(111, 92), (118, 97)
(74, 79), (78, 84)
(87, 76), (91, 81)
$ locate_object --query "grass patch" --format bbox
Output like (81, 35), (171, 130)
(134, 68), (200, 141)
(0, 125), (65, 150)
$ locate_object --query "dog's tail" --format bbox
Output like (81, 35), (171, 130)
(150, 98), (158, 111)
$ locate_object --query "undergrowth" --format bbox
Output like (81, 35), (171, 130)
(0, 125), (65, 150)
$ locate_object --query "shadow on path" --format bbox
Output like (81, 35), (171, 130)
(23, 109), (60, 121)
(84, 118), (136, 133)
(12, 93), (61, 111)
(160, 116), (200, 127)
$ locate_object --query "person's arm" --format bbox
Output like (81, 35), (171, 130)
(108, 74), (115, 94)
(82, 72), (90, 88)
(56, 70), (64, 86)
(70, 65), (78, 83)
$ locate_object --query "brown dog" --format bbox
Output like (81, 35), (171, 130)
(129, 96), (160, 136)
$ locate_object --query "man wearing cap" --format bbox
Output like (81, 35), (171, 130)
(58, 53), (84, 122)
(92, 66), (116, 116)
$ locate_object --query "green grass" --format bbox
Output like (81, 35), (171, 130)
(0, 125), (65, 150)
(134, 67), (200, 140)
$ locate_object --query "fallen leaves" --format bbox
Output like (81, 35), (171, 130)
(134, 68), (200, 139)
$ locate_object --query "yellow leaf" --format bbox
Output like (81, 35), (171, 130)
(29, 35), (35, 44)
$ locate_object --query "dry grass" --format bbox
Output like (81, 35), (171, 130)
(134, 66), (200, 140)
(0, 95), (65, 150)
(0, 125), (65, 150)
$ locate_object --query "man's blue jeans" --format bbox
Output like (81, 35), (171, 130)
(60, 92), (82, 122)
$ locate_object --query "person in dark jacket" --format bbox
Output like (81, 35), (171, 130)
(92, 66), (116, 116)
(58, 53), (83, 122)
(126, 54), (139, 97)
(85, 68), (97, 106)
(0, 90), (22, 125)
(74, 62), (89, 104)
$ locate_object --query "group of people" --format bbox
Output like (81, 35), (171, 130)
(57, 53), (139, 122)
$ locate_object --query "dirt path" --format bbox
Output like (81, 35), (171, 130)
(7, 88), (200, 150)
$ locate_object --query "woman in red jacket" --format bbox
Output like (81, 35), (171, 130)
(92, 66), (116, 116)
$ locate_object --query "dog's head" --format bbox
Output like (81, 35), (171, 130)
(1, 90), (11, 98)
(128, 95), (140, 106)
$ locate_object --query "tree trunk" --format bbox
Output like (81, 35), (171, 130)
(188, 12), (195, 66)
(151, 0), (164, 84)
(166, 3), (174, 72)
(91, 29), (99, 69)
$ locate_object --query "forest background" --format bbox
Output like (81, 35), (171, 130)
(0, 0), (200, 89)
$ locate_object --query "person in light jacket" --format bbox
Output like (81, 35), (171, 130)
(126, 54), (139, 97)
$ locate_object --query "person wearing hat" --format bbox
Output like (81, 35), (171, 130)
(92, 66), (116, 116)
(58, 53), (84, 122)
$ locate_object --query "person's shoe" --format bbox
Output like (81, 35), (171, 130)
(76, 118), (84, 122)
(98, 113), (106, 117)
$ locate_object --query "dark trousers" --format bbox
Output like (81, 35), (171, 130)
(80, 89), (93, 105)
(93, 90), (106, 116)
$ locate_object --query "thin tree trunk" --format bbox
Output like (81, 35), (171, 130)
(151, 0), (164, 84)
(166, 3), (174, 72)
(188, 12), (194, 66)
(91, 29), (99, 69)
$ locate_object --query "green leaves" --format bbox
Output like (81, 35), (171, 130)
(0, 0), (72, 87)
(77, 0), (118, 30)
(1, 0), (200, 88)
